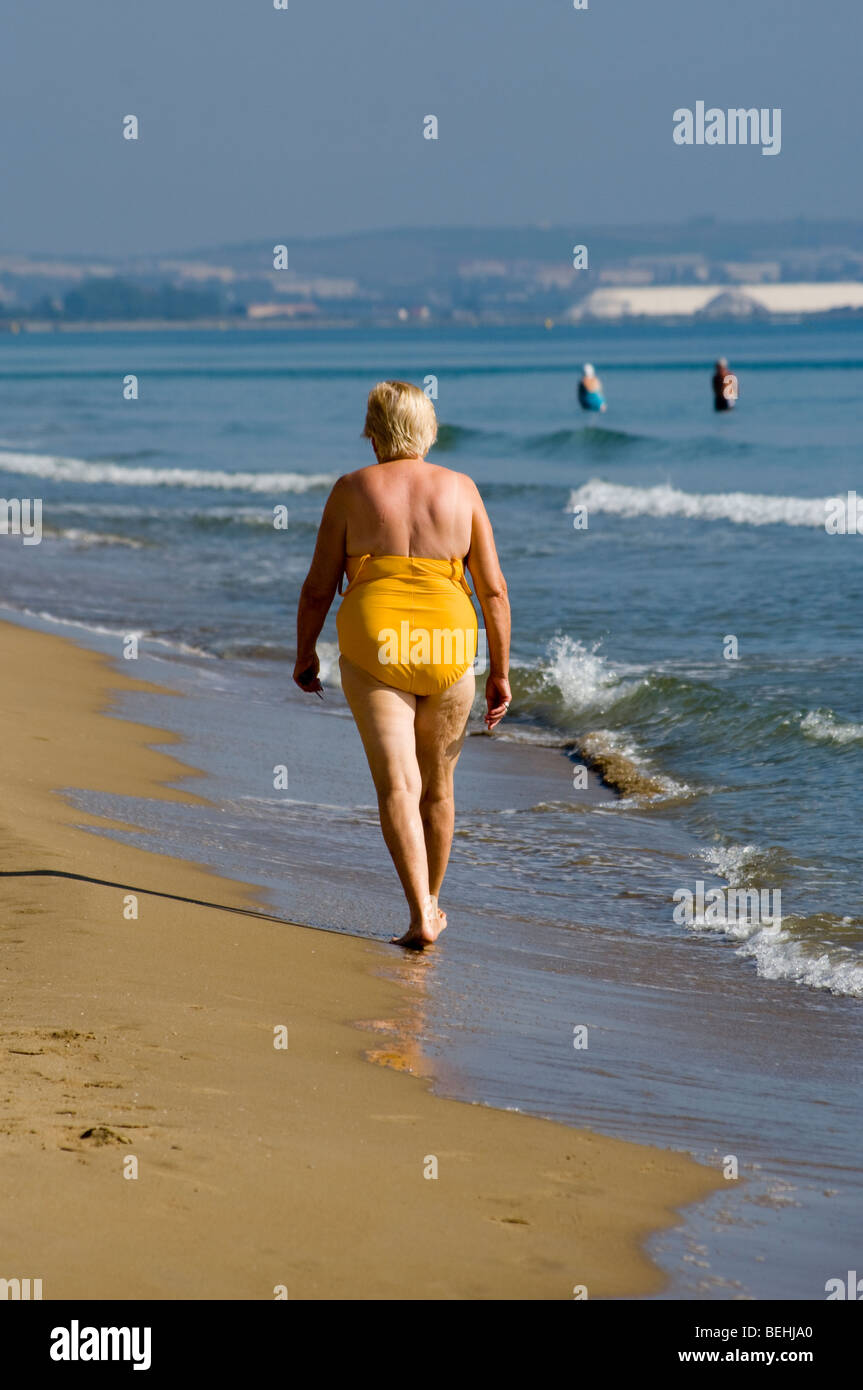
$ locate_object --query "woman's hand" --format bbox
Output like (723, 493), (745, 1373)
(293, 652), (323, 696)
(485, 674), (511, 730)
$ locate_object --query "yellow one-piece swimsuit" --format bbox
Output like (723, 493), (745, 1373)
(336, 554), (479, 696)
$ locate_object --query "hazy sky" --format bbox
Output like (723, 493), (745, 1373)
(2, 0), (861, 255)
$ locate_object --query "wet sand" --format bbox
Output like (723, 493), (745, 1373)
(0, 618), (722, 1299)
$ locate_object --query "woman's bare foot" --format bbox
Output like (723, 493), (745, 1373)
(391, 896), (447, 949)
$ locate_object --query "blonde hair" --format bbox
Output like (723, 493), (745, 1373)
(362, 380), (438, 461)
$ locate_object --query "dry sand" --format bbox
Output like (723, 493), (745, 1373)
(0, 619), (722, 1299)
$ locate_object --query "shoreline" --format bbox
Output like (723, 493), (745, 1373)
(0, 617), (723, 1299)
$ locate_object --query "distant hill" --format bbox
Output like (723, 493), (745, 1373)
(164, 218), (863, 286)
(3, 219), (862, 326)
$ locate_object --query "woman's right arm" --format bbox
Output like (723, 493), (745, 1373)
(464, 478), (512, 731)
(293, 480), (347, 692)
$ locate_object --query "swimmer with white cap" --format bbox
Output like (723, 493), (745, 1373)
(578, 363), (607, 412)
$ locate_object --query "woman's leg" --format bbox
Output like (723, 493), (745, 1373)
(339, 655), (438, 944)
(414, 667), (475, 902)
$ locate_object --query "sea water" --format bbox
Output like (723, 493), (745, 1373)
(1, 320), (861, 1296)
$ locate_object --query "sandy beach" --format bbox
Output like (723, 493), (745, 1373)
(0, 618), (723, 1299)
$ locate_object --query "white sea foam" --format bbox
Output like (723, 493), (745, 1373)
(45, 502), (298, 527)
(691, 845), (863, 997)
(44, 526), (144, 549)
(0, 604), (214, 658)
(485, 726), (569, 749)
(688, 912), (863, 998)
(567, 479), (834, 529)
(0, 449), (335, 494)
(581, 725), (692, 801)
(738, 925), (863, 997)
(528, 637), (692, 799)
(799, 708), (863, 745)
(699, 843), (762, 881)
(542, 634), (643, 712)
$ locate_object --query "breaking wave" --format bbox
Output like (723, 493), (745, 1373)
(0, 449), (336, 494)
(567, 479), (837, 529)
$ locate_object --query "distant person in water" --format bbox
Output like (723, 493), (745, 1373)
(578, 363), (607, 413)
(712, 358), (739, 411)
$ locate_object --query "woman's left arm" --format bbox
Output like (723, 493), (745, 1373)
(293, 481), (347, 691)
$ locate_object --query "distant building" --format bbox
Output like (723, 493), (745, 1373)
(158, 261), (237, 283)
(246, 302), (318, 320)
(628, 253), (711, 283)
(719, 261), (781, 284)
(568, 282), (863, 321)
(598, 268), (655, 286)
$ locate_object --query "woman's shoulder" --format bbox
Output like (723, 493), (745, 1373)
(425, 459), (477, 485)
(332, 464), (377, 492)
(446, 466), (481, 499)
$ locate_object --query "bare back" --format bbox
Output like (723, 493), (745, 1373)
(341, 458), (472, 560)
(300, 453), (506, 631)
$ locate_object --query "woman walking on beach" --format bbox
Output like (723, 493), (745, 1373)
(293, 381), (511, 948)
